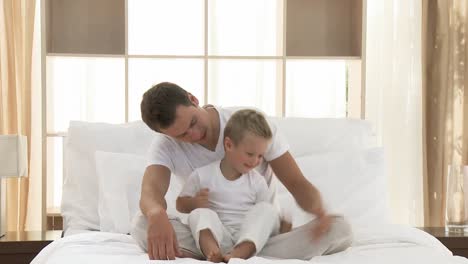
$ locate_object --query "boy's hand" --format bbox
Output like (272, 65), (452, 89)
(193, 188), (210, 209)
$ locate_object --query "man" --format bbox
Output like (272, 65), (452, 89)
(131, 82), (352, 260)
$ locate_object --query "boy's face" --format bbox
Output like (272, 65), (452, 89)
(160, 104), (210, 144)
(224, 132), (270, 174)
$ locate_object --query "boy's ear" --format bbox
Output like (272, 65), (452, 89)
(224, 137), (233, 150)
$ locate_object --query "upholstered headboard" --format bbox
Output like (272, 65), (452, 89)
(61, 118), (382, 234)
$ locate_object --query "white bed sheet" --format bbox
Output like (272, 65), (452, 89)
(32, 225), (468, 264)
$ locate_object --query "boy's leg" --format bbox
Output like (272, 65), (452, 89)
(130, 211), (203, 259)
(187, 208), (225, 262)
(258, 215), (353, 260)
(228, 202), (280, 260)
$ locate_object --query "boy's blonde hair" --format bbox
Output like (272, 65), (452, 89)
(224, 109), (272, 145)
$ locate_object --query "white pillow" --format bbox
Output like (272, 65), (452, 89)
(62, 118), (375, 232)
(62, 121), (156, 231)
(271, 117), (376, 157)
(276, 147), (388, 229)
(95, 151), (183, 234)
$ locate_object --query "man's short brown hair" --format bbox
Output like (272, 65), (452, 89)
(140, 82), (193, 132)
(224, 109), (272, 145)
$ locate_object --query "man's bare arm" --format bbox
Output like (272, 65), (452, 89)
(269, 151), (325, 216)
(139, 164), (181, 260)
(139, 165), (171, 217)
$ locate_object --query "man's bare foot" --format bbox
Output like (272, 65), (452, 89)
(226, 241), (256, 260)
(206, 250), (224, 263)
(279, 219), (292, 234)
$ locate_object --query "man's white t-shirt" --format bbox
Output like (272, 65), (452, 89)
(179, 160), (271, 231)
(147, 106), (289, 200)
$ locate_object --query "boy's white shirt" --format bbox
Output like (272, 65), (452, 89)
(147, 106), (289, 192)
(179, 159), (271, 230)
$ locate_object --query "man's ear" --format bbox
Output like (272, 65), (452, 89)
(187, 93), (199, 106)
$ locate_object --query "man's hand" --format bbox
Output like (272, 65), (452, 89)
(269, 153), (334, 241)
(146, 210), (181, 260)
(192, 188), (210, 209)
(311, 211), (332, 241)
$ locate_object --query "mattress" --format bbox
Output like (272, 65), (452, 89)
(32, 225), (468, 264)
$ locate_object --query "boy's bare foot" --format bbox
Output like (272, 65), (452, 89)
(226, 241), (256, 260)
(223, 253), (232, 262)
(206, 250), (224, 263)
(199, 229), (223, 262)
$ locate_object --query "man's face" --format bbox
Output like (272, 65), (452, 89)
(160, 105), (209, 144)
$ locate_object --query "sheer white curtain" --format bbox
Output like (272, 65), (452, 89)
(27, 0), (42, 230)
(365, 0), (423, 225)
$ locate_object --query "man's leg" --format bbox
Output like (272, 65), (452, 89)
(130, 211), (204, 259)
(259, 215), (353, 260)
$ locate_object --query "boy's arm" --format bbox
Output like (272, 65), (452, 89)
(176, 171), (209, 213)
(176, 189), (209, 213)
(176, 196), (195, 213)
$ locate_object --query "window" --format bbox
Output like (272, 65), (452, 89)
(47, 56), (126, 132)
(208, 59), (281, 116)
(45, 0), (363, 210)
(128, 58), (205, 121)
(286, 60), (347, 118)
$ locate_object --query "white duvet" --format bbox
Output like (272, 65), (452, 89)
(32, 225), (468, 264)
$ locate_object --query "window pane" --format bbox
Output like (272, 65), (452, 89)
(128, 0), (204, 55)
(346, 60), (362, 118)
(128, 58), (204, 121)
(286, 60), (346, 118)
(208, 0), (283, 56)
(47, 56), (125, 133)
(47, 137), (63, 210)
(208, 59), (280, 116)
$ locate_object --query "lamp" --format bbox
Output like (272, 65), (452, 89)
(0, 135), (28, 237)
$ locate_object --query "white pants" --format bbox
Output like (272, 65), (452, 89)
(131, 209), (353, 260)
(188, 202), (280, 255)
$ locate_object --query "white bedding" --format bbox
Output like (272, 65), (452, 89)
(53, 119), (467, 263)
(32, 225), (468, 264)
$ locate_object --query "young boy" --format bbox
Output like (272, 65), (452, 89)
(176, 109), (280, 262)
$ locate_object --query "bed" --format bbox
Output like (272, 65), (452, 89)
(32, 117), (468, 264)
